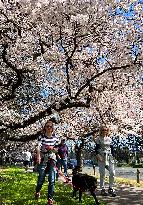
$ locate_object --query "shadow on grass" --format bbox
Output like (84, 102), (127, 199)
(54, 182), (101, 205)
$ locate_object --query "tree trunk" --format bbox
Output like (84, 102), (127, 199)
(75, 142), (84, 171)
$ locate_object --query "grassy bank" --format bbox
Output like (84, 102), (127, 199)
(115, 177), (143, 188)
(0, 167), (106, 205)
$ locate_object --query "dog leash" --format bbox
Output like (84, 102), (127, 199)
(57, 169), (72, 185)
(46, 158), (73, 185)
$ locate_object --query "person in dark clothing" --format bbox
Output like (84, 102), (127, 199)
(56, 138), (68, 179)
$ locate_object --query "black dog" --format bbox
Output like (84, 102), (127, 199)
(72, 166), (99, 205)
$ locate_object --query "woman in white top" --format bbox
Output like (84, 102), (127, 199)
(95, 126), (116, 197)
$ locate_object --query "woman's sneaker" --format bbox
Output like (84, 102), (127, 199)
(108, 188), (116, 197)
(101, 189), (108, 196)
(35, 192), (40, 199)
(48, 198), (53, 205)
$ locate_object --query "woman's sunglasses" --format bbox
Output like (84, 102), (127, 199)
(46, 126), (53, 128)
(103, 129), (108, 131)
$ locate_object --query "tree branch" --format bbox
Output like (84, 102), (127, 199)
(74, 64), (132, 99)
(1, 43), (23, 100)
(0, 100), (90, 139)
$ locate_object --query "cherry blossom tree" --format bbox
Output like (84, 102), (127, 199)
(0, 0), (142, 142)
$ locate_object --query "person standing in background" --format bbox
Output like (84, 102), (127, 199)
(22, 149), (32, 172)
(56, 138), (68, 179)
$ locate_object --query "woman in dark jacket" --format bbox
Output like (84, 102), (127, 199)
(56, 138), (68, 179)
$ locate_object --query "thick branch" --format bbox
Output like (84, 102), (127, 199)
(1, 43), (22, 100)
(59, 26), (72, 98)
(74, 64), (132, 99)
(0, 100), (90, 138)
(1, 11), (21, 37)
(1, 131), (41, 142)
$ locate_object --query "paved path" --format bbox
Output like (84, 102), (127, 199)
(81, 167), (143, 205)
(83, 165), (143, 181)
(96, 184), (143, 205)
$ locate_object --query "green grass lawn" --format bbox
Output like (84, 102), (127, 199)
(0, 167), (106, 205)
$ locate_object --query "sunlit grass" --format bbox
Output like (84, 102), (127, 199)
(115, 177), (143, 188)
(98, 175), (143, 188)
(0, 167), (106, 205)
